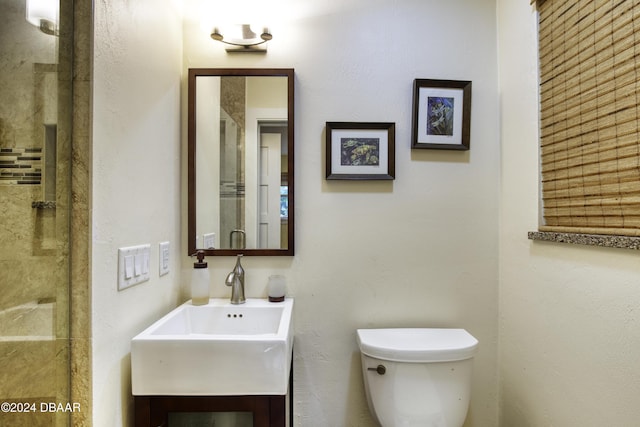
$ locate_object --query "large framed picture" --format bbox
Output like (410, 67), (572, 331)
(411, 79), (471, 150)
(326, 122), (395, 180)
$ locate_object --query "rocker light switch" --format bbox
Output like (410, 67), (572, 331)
(124, 255), (134, 279)
(142, 252), (150, 275)
(118, 244), (151, 291)
(134, 254), (143, 276)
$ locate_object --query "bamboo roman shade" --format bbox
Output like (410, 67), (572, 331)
(537, 0), (640, 236)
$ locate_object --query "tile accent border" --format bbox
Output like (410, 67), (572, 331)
(32, 201), (57, 209)
(528, 231), (640, 250)
(0, 148), (42, 185)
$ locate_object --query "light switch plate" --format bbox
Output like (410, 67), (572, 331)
(118, 244), (151, 291)
(159, 241), (170, 276)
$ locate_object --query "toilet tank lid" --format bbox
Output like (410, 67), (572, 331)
(357, 328), (478, 363)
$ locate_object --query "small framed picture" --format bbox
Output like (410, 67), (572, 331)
(326, 122), (395, 180)
(411, 79), (471, 150)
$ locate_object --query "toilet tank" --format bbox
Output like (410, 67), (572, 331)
(357, 329), (478, 427)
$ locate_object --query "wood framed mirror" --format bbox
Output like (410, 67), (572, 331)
(188, 68), (294, 256)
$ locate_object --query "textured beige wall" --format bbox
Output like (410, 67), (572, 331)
(182, 1), (500, 425)
(498, 2), (640, 426)
(91, 0), (183, 425)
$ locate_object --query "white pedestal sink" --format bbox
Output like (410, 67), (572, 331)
(131, 298), (294, 396)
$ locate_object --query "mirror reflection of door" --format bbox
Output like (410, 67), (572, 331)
(243, 78), (287, 250)
(258, 123), (287, 248)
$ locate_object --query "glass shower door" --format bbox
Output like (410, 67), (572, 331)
(0, 0), (71, 425)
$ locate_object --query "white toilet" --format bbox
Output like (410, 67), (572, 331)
(356, 328), (478, 427)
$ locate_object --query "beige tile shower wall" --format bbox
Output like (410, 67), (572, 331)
(0, 3), (68, 426)
(66, 0), (93, 420)
(0, 0), (57, 149)
(68, 0), (93, 421)
(0, 0), (59, 310)
(0, 194), (53, 302)
(0, 188), (58, 308)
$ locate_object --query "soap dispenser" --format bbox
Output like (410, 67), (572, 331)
(191, 250), (210, 306)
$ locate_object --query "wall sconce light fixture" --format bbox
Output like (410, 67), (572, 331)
(210, 24), (272, 53)
(26, 0), (59, 36)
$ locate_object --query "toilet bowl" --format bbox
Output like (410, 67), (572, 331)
(356, 328), (478, 427)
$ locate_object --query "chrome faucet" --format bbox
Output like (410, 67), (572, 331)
(225, 254), (245, 304)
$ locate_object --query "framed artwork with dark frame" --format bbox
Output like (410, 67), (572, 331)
(411, 79), (471, 150)
(325, 122), (395, 180)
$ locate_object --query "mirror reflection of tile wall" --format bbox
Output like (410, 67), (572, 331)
(220, 76), (246, 247)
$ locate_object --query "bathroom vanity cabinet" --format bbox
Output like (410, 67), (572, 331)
(130, 299), (294, 426)
(134, 394), (289, 427)
(134, 368), (292, 427)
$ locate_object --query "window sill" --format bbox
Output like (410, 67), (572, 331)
(528, 231), (640, 250)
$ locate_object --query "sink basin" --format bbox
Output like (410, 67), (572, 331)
(131, 298), (294, 396)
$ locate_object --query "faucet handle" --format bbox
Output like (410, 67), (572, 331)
(225, 271), (235, 287)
